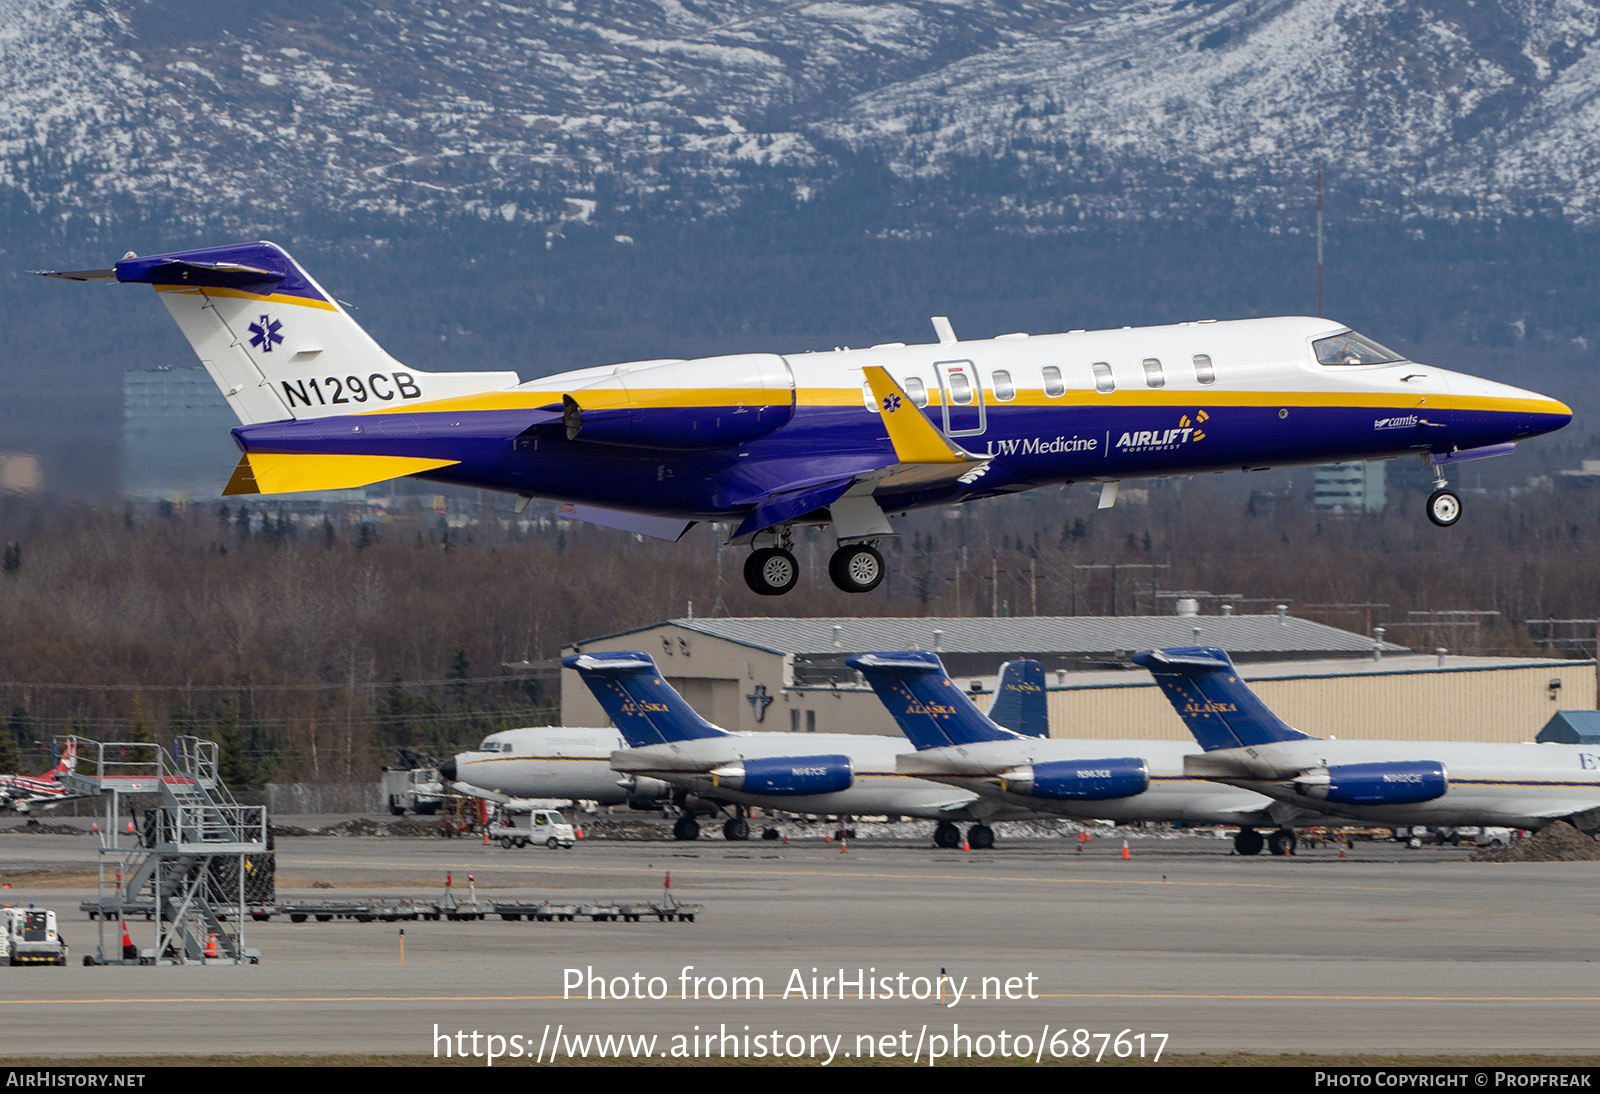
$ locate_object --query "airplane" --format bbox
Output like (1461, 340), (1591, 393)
(1135, 646), (1600, 839)
(849, 651), (1298, 854)
(564, 650), (1044, 846)
(0, 742), (80, 815)
(43, 242), (1571, 596)
(438, 659), (1047, 814)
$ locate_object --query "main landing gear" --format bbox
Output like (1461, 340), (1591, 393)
(932, 820), (994, 850)
(1233, 827), (1297, 856)
(741, 534), (886, 596)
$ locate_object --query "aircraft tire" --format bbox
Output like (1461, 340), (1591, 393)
(1427, 489), (1462, 527)
(968, 824), (995, 850)
(828, 544), (885, 593)
(933, 821), (961, 849)
(1267, 829), (1296, 856)
(1234, 828), (1265, 856)
(673, 816), (701, 841)
(723, 817), (751, 841)
(744, 548), (800, 596)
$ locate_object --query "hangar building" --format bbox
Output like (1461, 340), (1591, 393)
(561, 613), (1596, 745)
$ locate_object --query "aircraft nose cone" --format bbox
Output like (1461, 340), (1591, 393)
(438, 757), (457, 781)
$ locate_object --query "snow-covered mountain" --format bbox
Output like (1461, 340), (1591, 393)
(5, 0), (1600, 231)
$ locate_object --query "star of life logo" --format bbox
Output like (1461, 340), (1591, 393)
(1116, 410), (1208, 453)
(882, 393), (902, 413)
(248, 314), (283, 353)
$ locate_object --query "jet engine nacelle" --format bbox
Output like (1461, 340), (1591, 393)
(999, 757), (1149, 801)
(619, 775), (673, 810)
(710, 755), (854, 796)
(1294, 761), (1448, 805)
(563, 353), (795, 450)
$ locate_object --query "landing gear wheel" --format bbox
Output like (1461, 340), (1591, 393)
(1267, 829), (1297, 856)
(672, 816), (701, 841)
(933, 820), (961, 849)
(828, 544), (885, 594)
(1427, 489), (1461, 527)
(1234, 828), (1264, 856)
(967, 824), (995, 850)
(723, 817), (751, 841)
(744, 548), (799, 596)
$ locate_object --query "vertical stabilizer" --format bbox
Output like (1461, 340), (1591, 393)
(564, 652), (729, 748)
(1131, 647), (1314, 751)
(848, 651), (1021, 750)
(988, 659), (1048, 737)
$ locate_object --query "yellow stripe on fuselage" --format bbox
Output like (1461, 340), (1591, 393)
(152, 284), (340, 312)
(224, 453), (460, 495)
(341, 385), (1569, 418)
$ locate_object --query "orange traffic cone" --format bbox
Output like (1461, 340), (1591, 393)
(962, 839), (970, 852)
(121, 921), (136, 961)
(840, 838), (848, 854)
(1121, 841), (1130, 860)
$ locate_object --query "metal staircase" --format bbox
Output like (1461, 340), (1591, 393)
(63, 735), (267, 965)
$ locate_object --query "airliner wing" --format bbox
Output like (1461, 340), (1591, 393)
(731, 368), (990, 541)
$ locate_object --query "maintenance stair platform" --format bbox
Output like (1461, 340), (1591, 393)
(61, 735), (267, 965)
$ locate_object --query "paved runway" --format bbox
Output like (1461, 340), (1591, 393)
(1, 826), (1595, 1062)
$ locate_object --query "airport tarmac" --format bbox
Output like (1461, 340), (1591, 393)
(0, 823), (1596, 1063)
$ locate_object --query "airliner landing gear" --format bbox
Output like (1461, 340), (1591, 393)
(967, 823), (995, 850)
(723, 811), (751, 841)
(828, 543), (884, 594)
(1233, 828), (1264, 856)
(744, 547), (799, 596)
(672, 816), (701, 841)
(933, 820), (961, 849)
(1267, 828), (1297, 856)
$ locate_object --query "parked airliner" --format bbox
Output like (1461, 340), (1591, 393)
(565, 651), (1042, 845)
(1137, 647), (1600, 836)
(45, 242), (1571, 594)
(851, 652), (1297, 853)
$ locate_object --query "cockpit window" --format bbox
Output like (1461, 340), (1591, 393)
(480, 739), (505, 752)
(1313, 331), (1403, 366)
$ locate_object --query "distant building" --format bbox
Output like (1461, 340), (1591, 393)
(562, 613), (1593, 743)
(122, 367), (238, 501)
(1313, 460), (1387, 513)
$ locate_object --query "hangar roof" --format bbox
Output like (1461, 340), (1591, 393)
(575, 614), (1406, 662)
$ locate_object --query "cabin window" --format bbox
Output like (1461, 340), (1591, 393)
(1092, 362), (1114, 394)
(903, 376), (929, 408)
(862, 380), (877, 411)
(1313, 331), (1402, 366)
(1142, 357), (1165, 388)
(1192, 353), (1216, 385)
(946, 370), (974, 405)
(1041, 366), (1065, 397)
(991, 370), (1015, 401)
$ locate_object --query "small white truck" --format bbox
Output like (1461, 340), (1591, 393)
(489, 808), (577, 850)
(1, 907), (68, 966)
(381, 765), (446, 815)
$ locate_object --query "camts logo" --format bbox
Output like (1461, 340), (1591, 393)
(1373, 415), (1419, 430)
(1116, 411), (1208, 453)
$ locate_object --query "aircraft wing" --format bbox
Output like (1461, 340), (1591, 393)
(732, 367), (989, 541)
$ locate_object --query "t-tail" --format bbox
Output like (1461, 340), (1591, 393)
(41, 241), (520, 493)
(1131, 647), (1314, 751)
(848, 651), (1021, 750)
(988, 659), (1048, 738)
(563, 652), (729, 748)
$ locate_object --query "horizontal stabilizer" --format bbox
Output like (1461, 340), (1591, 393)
(223, 452), (460, 495)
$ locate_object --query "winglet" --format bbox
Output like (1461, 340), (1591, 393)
(1132, 646), (1314, 752)
(862, 366), (982, 466)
